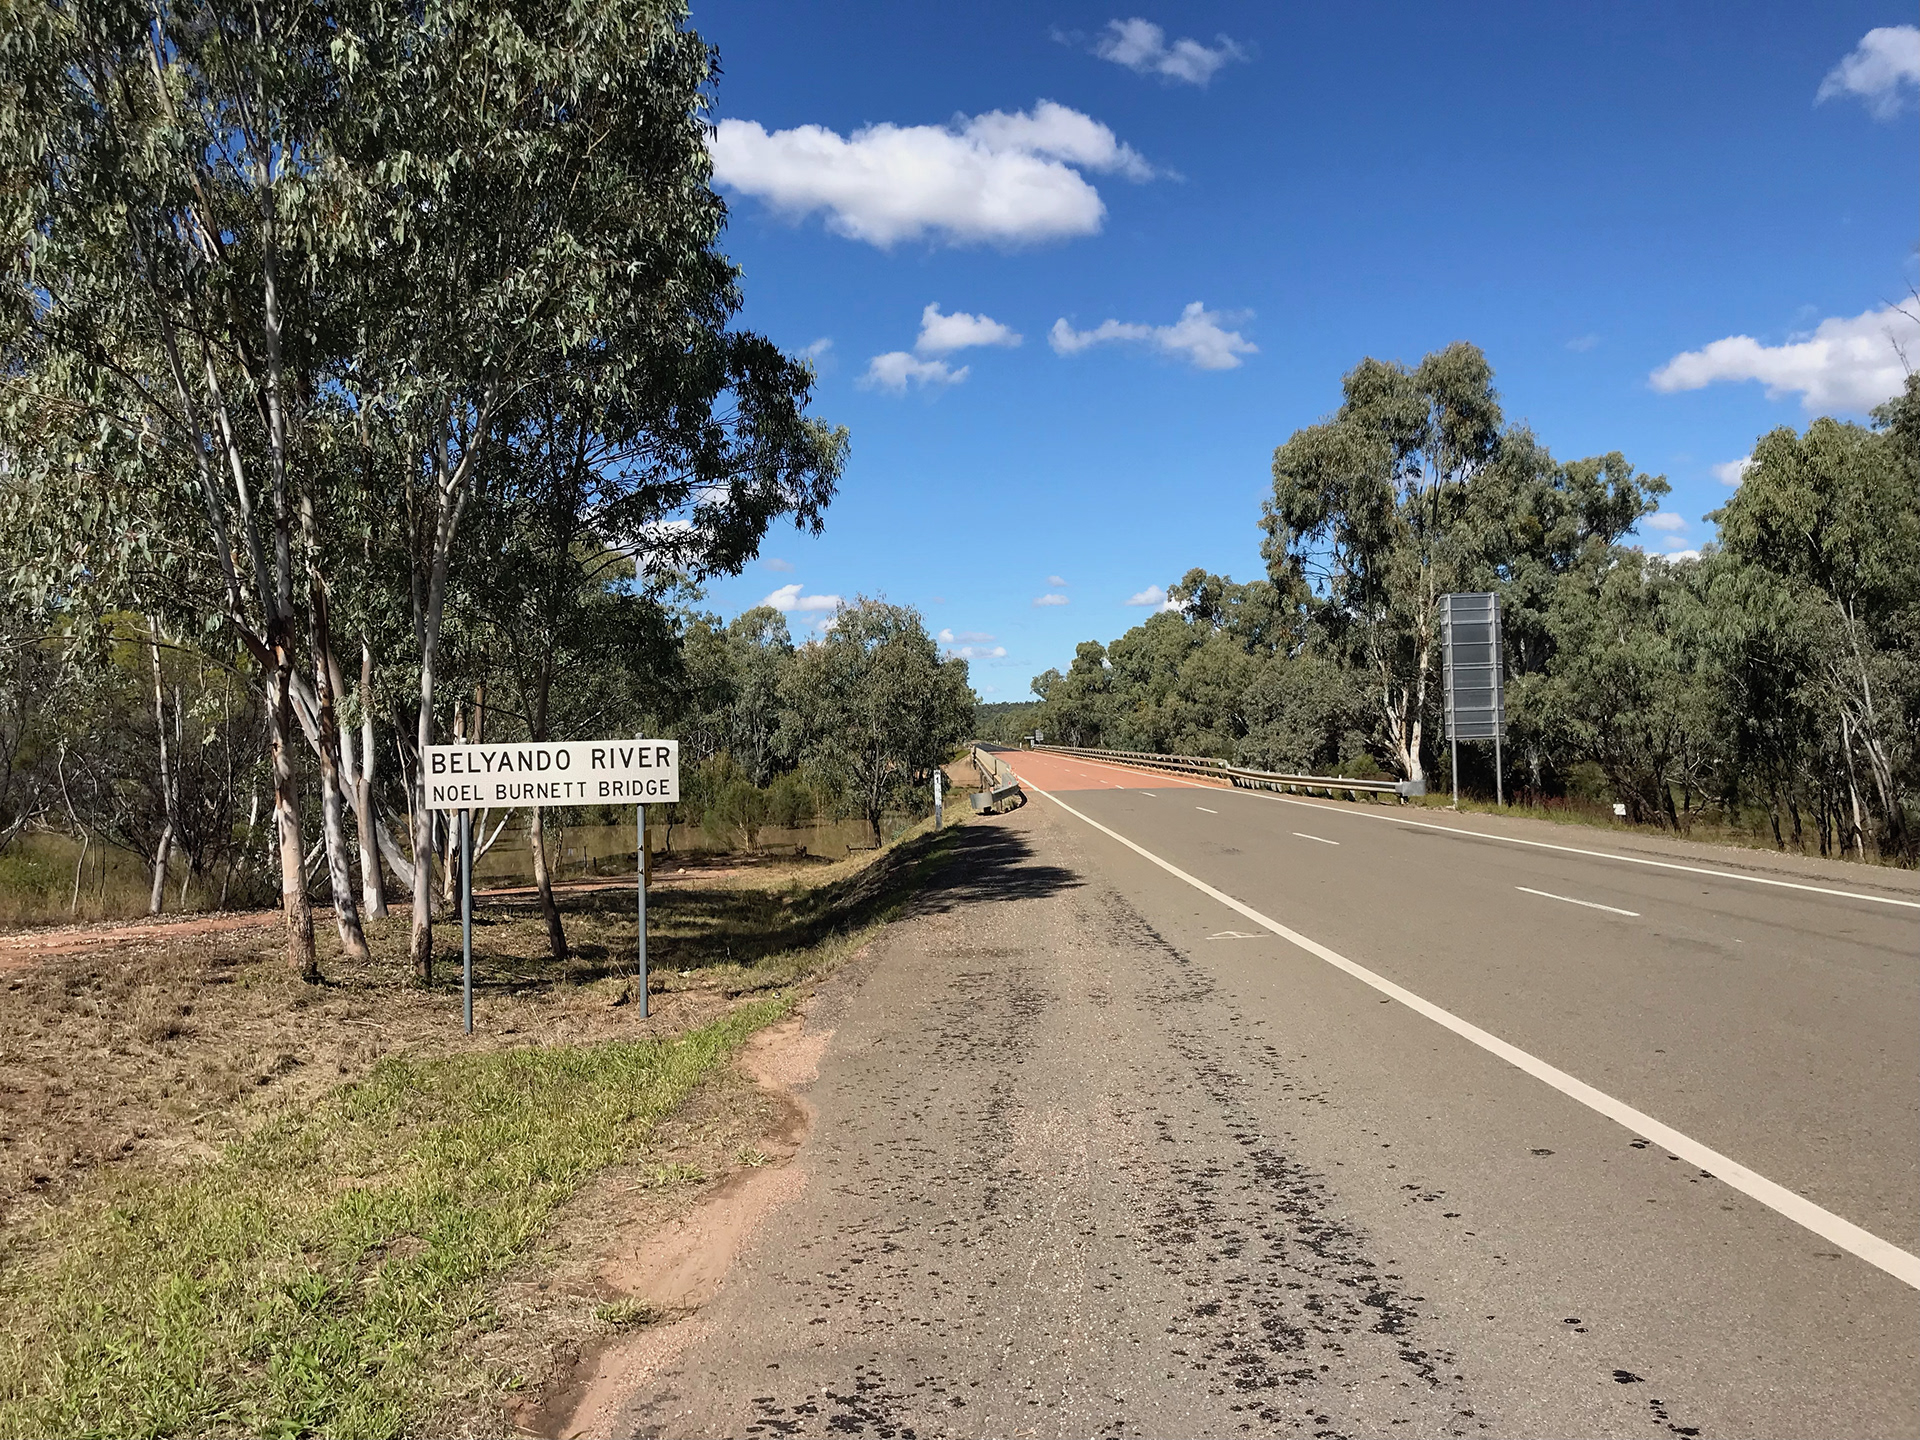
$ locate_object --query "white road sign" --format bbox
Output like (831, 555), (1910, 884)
(423, 739), (679, 811)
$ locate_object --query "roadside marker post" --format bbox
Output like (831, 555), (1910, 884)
(933, 767), (944, 830)
(424, 738), (680, 1031)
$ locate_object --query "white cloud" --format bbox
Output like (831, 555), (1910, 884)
(864, 303), (1019, 396)
(1643, 511), (1688, 534)
(860, 352), (970, 392)
(1125, 584), (1179, 610)
(915, 303), (1021, 355)
(947, 644), (1008, 661)
(1566, 333), (1601, 353)
(762, 556), (795, 572)
(1664, 548), (1703, 563)
(707, 101), (1153, 248)
(1817, 26), (1920, 119)
(1033, 593), (1070, 607)
(1649, 303), (1920, 413)
(802, 337), (833, 361)
(938, 628), (995, 644)
(1712, 456), (1753, 487)
(1046, 575), (1067, 587)
(1092, 18), (1247, 86)
(762, 582), (842, 613)
(1050, 301), (1256, 371)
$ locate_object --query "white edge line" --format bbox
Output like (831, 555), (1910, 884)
(1025, 750), (1920, 911)
(1026, 779), (1920, 1293)
(1517, 886), (1639, 917)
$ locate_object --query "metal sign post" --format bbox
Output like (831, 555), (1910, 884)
(641, 791), (656, 1029)
(423, 738), (680, 1031)
(460, 808), (474, 1035)
(1440, 593), (1506, 808)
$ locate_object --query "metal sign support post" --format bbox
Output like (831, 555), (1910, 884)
(1494, 732), (1504, 808)
(636, 801), (648, 1019)
(460, 808), (473, 1035)
(1451, 736), (1460, 811)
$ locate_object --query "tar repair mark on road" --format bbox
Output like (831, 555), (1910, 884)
(1102, 888), (1481, 1436)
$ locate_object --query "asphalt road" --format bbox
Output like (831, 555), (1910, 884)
(618, 750), (1919, 1439)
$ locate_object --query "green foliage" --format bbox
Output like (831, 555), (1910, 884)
(765, 770), (820, 829)
(973, 700), (1040, 745)
(781, 599), (974, 843)
(0, 0), (848, 931)
(709, 777), (770, 848)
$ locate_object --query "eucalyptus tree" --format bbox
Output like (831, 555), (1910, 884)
(781, 600), (973, 846)
(1263, 344), (1508, 785)
(1526, 554), (1718, 827)
(1709, 390), (1919, 856)
(311, 0), (845, 980)
(675, 605), (798, 782)
(1, 0), (377, 976)
(722, 607), (798, 787)
(1031, 640), (1116, 748)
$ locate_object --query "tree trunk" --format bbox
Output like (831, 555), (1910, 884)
(1405, 629), (1430, 787)
(406, 417), (486, 984)
(409, 619), (439, 985)
(351, 643), (388, 917)
(529, 807), (569, 961)
(1839, 711), (1872, 857)
(147, 622), (176, 916)
(440, 700), (465, 911)
(269, 648), (318, 980)
(375, 812), (417, 894)
(304, 587), (371, 962)
(528, 664), (567, 961)
(224, 787), (260, 910)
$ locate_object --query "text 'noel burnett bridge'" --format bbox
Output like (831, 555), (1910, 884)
(423, 740), (681, 810)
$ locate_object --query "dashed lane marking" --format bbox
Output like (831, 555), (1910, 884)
(1024, 778), (1920, 1293)
(1517, 886), (1639, 917)
(1196, 806), (1218, 814)
(1294, 832), (1340, 846)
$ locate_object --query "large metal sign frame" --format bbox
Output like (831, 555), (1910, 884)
(1440, 592), (1505, 808)
(423, 738), (680, 1031)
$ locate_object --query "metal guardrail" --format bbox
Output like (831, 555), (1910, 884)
(969, 746), (1025, 811)
(1031, 743), (1425, 802)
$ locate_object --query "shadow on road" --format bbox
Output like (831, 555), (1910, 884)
(906, 814), (1081, 916)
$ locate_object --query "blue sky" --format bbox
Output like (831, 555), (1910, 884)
(688, 2), (1920, 699)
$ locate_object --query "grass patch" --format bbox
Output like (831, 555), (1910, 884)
(0, 997), (787, 1438)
